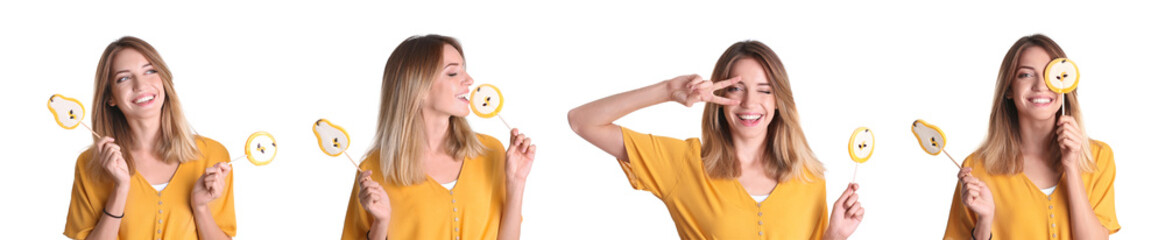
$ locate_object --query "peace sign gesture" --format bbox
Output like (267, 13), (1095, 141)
(666, 74), (742, 107)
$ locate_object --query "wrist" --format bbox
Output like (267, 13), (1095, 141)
(822, 226), (843, 240)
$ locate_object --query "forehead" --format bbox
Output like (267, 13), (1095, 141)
(112, 48), (148, 68)
(441, 43), (463, 64)
(729, 57), (769, 85)
(1018, 46), (1052, 67)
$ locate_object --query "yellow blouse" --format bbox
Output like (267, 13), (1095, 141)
(944, 140), (1119, 239)
(342, 134), (508, 240)
(618, 127), (828, 240)
(64, 136), (236, 240)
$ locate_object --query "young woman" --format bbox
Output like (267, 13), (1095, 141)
(340, 35), (535, 240)
(64, 36), (235, 239)
(568, 40), (863, 239)
(944, 34), (1119, 239)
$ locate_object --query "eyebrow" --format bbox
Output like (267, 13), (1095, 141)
(113, 63), (155, 76)
(444, 63), (461, 68)
(1017, 66), (1036, 71)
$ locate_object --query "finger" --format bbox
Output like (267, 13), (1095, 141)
(847, 202), (861, 217)
(850, 183), (860, 191)
(854, 207), (865, 220)
(711, 76), (743, 90)
(527, 144), (537, 157)
(845, 194), (859, 209)
(519, 136), (531, 153)
(707, 95), (740, 106)
(509, 128), (520, 145)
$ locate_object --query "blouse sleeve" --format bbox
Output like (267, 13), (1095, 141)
(64, 150), (100, 240)
(1088, 141), (1120, 234)
(617, 127), (699, 199)
(943, 156), (978, 240)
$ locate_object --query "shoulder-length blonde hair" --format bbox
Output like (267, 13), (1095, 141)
(90, 36), (200, 179)
(701, 40), (824, 183)
(368, 34), (485, 186)
(975, 34), (1094, 175)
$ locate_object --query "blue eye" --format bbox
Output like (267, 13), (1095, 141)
(726, 86), (741, 92)
(145, 69), (157, 74)
(116, 76), (129, 83)
(1018, 73), (1032, 78)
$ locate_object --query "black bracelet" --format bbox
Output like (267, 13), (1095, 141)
(970, 227), (993, 240)
(103, 208), (124, 219)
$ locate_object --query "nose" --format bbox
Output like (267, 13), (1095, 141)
(1031, 72), (1051, 92)
(464, 73), (475, 86)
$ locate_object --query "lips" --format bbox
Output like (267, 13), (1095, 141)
(1027, 95), (1055, 107)
(736, 113), (763, 127)
(457, 92), (470, 103)
(132, 94), (156, 106)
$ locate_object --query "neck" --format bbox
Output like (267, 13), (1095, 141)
(421, 111), (452, 156)
(1017, 114), (1056, 158)
(732, 133), (767, 168)
(125, 115), (163, 163)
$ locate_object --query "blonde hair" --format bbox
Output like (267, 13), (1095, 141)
(701, 40), (824, 183)
(975, 34), (1094, 175)
(89, 36), (200, 179)
(368, 34), (485, 186)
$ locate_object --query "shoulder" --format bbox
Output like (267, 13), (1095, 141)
(359, 149), (381, 172)
(475, 133), (505, 152)
(193, 136), (229, 165)
(1089, 139), (1115, 169)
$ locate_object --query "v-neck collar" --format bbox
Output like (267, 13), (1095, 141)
(134, 162), (183, 196)
(425, 156), (471, 192)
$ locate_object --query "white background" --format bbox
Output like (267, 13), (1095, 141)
(2, 1), (1160, 239)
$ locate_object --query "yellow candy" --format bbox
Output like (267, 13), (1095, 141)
(848, 127), (874, 163)
(1044, 58), (1079, 94)
(911, 119), (946, 156)
(48, 94), (85, 129)
(313, 119), (350, 157)
(245, 131), (277, 166)
(470, 84), (504, 118)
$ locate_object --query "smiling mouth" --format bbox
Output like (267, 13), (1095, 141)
(1028, 97), (1054, 105)
(736, 113), (763, 127)
(457, 93), (469, 102)
(133, 94), (155, 105)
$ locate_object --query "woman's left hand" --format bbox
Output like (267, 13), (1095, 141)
(505, 128), (536, 186)
(1056, 116), (1085, 172)
(825, 183), (864, 240)
(191, 162), (231, 209)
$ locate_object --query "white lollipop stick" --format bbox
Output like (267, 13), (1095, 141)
(229, 155), (247, 164)
(1061, 93), (1066, 116)
(497, 114), (512, 130)
(79, 122), (100, 138)
(851, 162), (859, 183)
(344, 152), (360, 170)
(943, 150), (960, 169)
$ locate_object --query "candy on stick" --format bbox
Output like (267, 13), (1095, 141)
(470, 84), (511, 129)
(313, 119), (359, 169)
(847, 127), (874, 183)
(47, 94), (100, 138)
(1044, 58), (1079, 116)
(911, 119), (959, 168)
(228, 131), (278, 166)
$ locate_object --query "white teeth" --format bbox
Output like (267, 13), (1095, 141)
(457, 93), (469, 100)
(738, 114), (762, 120)
(134, 95), (154, 104)
(1032, 98), (1051, 104)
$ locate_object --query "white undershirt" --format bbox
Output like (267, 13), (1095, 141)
(440, 180), (458, 190)
(1041, 185), (1057, 196)
(151, 182), (169, 192)
(751, 194), (769, 202)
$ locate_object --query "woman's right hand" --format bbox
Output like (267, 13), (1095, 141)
(959, 167), (994, 219)
(96, 137), (130, 187)
(358, 170), (391, 221)
(665, 74), (741, 107)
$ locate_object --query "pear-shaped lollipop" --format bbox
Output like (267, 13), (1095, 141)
(47, 94), (99, 138)
(470, 84), (511, 129)
(847, 127), (874, 182)
(313, 119), (359, 169)
(911, 119), (959, 168)
(1044, 58), (1079, 116)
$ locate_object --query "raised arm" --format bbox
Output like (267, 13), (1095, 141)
(567, 74), (740, 161)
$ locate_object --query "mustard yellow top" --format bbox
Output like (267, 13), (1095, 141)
(342, 134), (508, 240)
(944, 140), (1120, 239)
(618, 127), (828, 240)
(64, 137), (236, 240)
